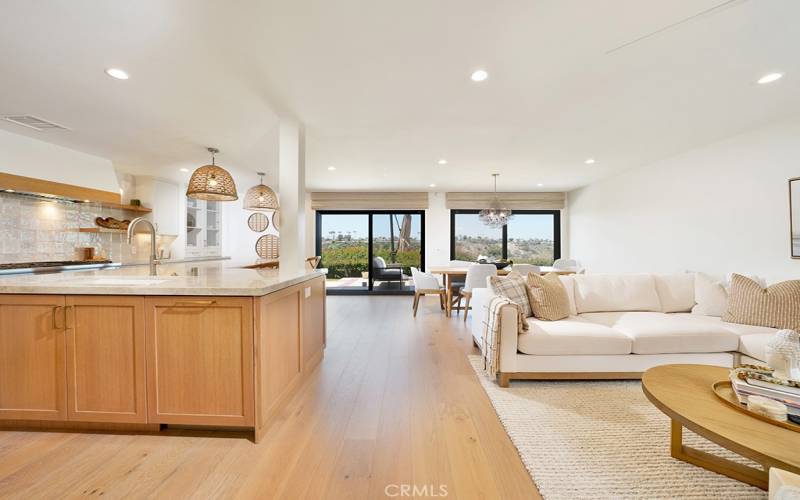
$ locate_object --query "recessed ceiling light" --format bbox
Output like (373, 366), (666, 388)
(83, 199), (90, 203)
(471, 69), (489, 82)
(584, 158), (596, 164)
(536, 183), (544, 187)
(6, 189), (15, 193)
(757, 72), (783, 84)
(179, 167), (189, 172)
(327, 165), (336, 171)
(437, 159), (448, 165)
(429, 183), (437, 188)
(105, 68), (129, 80)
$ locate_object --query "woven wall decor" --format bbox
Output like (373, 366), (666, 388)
(255, 234), (280, 259)
(247, 212), (269, 232)
(272, 210), (280, 231)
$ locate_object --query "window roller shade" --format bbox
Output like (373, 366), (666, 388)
(445, 192), (564, 210)
(310, 192), (429, 210)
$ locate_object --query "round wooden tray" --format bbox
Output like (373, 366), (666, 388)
(712, 380), (800, 433)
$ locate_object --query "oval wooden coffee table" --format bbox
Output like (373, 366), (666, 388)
(642, 364), (800, 490)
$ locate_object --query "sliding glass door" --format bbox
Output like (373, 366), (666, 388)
(318, 213), (370, 291)
(316, 211), (425, 294)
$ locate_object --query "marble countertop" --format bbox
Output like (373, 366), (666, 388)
(0, 260), (324, 296)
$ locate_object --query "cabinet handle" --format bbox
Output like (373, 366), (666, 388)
(52, 306), (64, 329)
(173, 300), (216, 307)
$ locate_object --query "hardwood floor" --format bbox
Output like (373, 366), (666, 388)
(0, 295), (539, 499)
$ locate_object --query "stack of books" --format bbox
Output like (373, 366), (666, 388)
(730, 368), (800, 425)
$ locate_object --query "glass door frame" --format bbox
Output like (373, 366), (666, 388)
(315, 210), (426, 295)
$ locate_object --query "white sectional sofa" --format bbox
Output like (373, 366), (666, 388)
(469, 273), (778, 386)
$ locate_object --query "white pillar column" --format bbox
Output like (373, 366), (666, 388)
(278, 120), (306, 274)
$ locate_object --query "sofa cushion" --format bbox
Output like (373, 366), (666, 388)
(673, 312), (778, 362)
(722, 274), (800, 330)
(517, 316), (632, 355)
(736, 334), (773, 362)
(526, 273), (570, 321)
(579, 311), (740, 354)
(691, 272), (727, 317)
(558, 275), (578, 316)
(573, 274), (662, 313)
(654, 273), (695, 313)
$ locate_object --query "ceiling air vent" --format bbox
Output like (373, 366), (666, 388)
(3, 115), (69, 131)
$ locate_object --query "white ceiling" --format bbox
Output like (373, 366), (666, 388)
(1, 0), (799, 192)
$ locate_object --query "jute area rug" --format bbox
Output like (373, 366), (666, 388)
(468, 356), (766, 500)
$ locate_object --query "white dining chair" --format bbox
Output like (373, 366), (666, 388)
(410, 267), (445, 317)
(511, 263), (541, 277)
(457, 264), (497, 322)
(553, 258), (578, 270)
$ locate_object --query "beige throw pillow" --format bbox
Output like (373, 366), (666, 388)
(488, 271), (533, 318)
(691, 272), (728, 317)
(526, 272), (571, 321)
(722, 274), (800, 330)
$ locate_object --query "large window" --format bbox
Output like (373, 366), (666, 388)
(450, 210), (560, 265)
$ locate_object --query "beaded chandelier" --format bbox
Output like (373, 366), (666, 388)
(478, 174), (513, 228)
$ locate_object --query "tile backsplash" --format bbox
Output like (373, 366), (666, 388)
(0, 192), (151, 264)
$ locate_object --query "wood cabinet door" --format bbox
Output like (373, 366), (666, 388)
(0, 295), (67, 420)
(254, 286), (303, 436)
(65, 296), (146, 423)
(145, 297), (254, 426)
(301, 276), (326, 373)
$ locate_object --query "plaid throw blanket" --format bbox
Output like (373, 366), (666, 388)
(481, 295), (529, 377)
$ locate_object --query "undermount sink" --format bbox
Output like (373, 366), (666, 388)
(78, 277), (170, 286)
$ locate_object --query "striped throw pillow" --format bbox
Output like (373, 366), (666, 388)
(488, 271), (533, 318)
(526, 272), (571, 321)
(722, 274), (800, 330)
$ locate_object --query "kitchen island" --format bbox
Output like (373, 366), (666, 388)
(0, 261), (326, 442)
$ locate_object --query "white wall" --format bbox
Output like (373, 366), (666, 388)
(0, 129), (119, 193)
(568, 116), (800, 283)
(425, 192), (451, 267)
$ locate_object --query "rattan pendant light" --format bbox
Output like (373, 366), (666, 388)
(186, 148), (238, 201)
(243, 171), (279, 211)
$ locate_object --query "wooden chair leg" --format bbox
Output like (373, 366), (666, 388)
(463, 294), (471, 322)
(439, 291), (445, 310)
(455, 294), (462, 316)
(412, 292), (420, 317)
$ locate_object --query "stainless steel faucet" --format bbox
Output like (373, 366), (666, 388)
(127, 217), (159, 276)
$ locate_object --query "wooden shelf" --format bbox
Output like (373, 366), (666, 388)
(79, 227), (127, 233)
(97, 202), (152, 213)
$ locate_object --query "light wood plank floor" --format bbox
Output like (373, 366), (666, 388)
(0, 296), (539, 499)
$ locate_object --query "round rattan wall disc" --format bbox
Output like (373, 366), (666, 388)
(255, 234), (280, 259)
(247, 212), (269, 232)
(272, 211), (280, 231)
